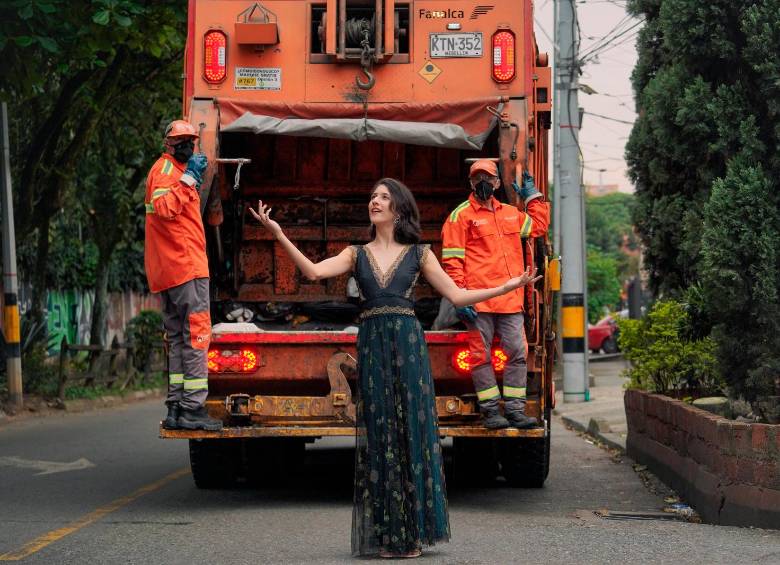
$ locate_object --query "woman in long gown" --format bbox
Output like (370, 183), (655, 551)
(250, 178), (539, 559)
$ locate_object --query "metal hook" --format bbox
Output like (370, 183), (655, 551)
(356, 68), (375, 90)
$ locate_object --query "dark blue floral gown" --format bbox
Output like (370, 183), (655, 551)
(350, 244), (451, 557)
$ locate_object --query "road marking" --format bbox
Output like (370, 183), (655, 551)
(0, 456), (95, 476)
(0, 467), (189, 561)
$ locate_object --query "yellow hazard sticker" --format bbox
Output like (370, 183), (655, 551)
(418, 61), (442, 84)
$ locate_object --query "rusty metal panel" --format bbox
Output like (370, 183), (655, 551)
(383, 142), (405, 179)
(274, 136), (298, 182)
(436, 147), (462, 183)
(274, 241), (300, 295)
(353, 140), (383, 181)
(405, 145), (436, 183)
(298, 137), (327, 182)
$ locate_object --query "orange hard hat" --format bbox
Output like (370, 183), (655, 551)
(164, 120), (199, 139)
(469, 159), (498, 178)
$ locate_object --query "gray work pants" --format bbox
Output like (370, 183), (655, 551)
(161, 278), (211, 411)
(466, 312), (528, 414)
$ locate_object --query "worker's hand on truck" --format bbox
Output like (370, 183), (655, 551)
(249, 199), (282, 237)
(511, 171), (542, 204)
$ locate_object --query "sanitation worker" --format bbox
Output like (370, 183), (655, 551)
(144, 119), (222, 431)
(441, 159), (550, 429)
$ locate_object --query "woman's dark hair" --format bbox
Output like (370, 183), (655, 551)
(369, 177), (421, 244)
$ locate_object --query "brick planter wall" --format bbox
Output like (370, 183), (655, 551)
(625, 389), (780, 529)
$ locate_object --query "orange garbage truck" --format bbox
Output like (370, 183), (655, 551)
(161, 0), (558, 489)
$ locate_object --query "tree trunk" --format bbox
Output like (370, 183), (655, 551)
(89, 248), (112, 347)
(29, 218), (51, 332)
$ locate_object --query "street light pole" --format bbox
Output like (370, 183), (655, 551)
(555, 0), (589, 403)
(1, 102), (23, 408)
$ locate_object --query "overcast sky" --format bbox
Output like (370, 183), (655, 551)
(535, 0), (639, 192)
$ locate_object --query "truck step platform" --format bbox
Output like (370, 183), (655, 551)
(159, 423), (547, 440)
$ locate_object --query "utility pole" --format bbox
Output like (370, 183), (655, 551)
(554, 0), (588, 403)
(1, 102), (23, 408)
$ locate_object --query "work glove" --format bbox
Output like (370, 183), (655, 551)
(180, 153), (208, 188)
(512, 171), (543, 204)
(455, 305), (478, 323)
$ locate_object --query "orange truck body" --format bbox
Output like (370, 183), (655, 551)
(162, 0), (557, 488)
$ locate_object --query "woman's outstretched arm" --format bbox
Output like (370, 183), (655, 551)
(249, 200), (353, 281)
(421, 248), (541, 307)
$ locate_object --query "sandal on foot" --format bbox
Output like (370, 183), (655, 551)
(379, 549), (422, 559)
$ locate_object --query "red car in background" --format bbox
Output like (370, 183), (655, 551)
(588, 315), (620, 354)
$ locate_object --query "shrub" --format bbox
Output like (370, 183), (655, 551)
(20, 343), (59, 397)
(617, 300), (721, 396)
(125, 310), (164, 372)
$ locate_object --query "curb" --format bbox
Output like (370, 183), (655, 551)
(560, 414), (627, 453)
(0, 388), (165, 427)
(62, 388), (164, 412)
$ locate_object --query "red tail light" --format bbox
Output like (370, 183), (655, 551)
(208, 347), (258, 373)
(203, 29), (227, 84)
(492, 30), (516, 83)
(452, 348), (508, 374)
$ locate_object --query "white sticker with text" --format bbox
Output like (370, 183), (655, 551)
(235, 67), (281, 90)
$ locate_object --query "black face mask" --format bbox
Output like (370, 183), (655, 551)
(171, 139), (194, 163)
(474, 180), (494, 201)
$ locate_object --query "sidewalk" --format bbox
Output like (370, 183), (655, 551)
(553, 356), (630, 452)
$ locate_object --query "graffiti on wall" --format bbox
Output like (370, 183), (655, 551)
(45, 291), (160, 354)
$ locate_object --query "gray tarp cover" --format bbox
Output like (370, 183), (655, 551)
(221, 106), (503, 150)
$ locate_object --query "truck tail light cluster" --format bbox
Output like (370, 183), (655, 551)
(203, 29), (227, 83)
(208, 347), (258, 373)
(491, 30), (516, 83)
(453, 348), (508, 374)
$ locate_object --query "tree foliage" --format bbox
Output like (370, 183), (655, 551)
(0, 0), (186, 331)
(586, 247), (622, 323)
(627, 0), (780, 402)
(585, 193), (639, 313)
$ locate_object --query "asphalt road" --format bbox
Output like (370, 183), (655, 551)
(0, 401), (778, 564)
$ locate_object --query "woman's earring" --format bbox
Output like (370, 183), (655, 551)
(393, 216), (400, 225)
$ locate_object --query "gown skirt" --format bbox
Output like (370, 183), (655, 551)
(351, 311), (451, 556)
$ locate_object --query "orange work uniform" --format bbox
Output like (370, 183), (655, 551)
(144, 153), (209, 293)
(441, 193), (550, 313)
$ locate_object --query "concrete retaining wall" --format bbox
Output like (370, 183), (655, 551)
(625, 389), (780, 529)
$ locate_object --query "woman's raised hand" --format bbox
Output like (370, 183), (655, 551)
(503, 266), (542, 292)
(249, 199), (283, 237)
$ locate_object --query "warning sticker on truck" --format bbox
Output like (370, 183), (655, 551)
(235, 67), (281, 90)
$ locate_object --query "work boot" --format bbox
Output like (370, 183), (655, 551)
(163, 403), (180, 429)
(506, 411), (539, 429)
(178, 406), (224, 431)
(480, 407), (510, 430)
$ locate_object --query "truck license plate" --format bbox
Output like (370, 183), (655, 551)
(429, 32), (483, 58)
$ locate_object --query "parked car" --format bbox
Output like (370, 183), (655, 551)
(588, 315), (620, 354)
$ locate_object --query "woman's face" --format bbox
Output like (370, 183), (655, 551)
(368, 184), (394, 225)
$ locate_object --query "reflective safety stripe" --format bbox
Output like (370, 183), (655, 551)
(449, 200), (470, 223)
(519, 215), (533, 238)
(169, 373), (184, 385)
(503, 385), (527, 399)
(151, 188), (170, 201)
(183, 378), (209, 391)
(442, 247), (466, 259)
(145, 203), (155, 214)
(476, 385), (501, 402)
(161, 160), (174, 175)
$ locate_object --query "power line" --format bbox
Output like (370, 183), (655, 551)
(584, 111), (635, 125)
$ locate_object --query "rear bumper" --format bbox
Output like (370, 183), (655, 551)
(159, 422), (548, 440)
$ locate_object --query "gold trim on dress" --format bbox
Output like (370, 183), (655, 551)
(359, 306), (416, 320)
(363, 245), (412, 288)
